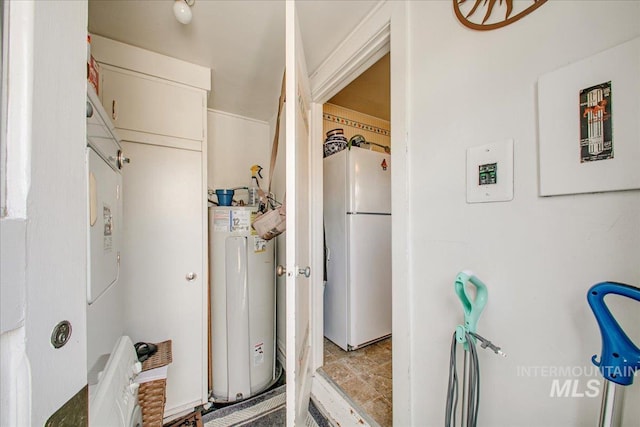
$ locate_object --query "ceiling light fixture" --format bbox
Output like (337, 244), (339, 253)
(173, 0), (195, 25)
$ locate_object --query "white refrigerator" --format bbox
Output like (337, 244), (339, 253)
(323, 147), (392, 351)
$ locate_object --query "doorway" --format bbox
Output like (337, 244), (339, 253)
(320, 53), (392, 427)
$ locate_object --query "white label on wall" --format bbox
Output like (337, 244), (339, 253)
(253, 342), (264, 366)
(214, 209), (230, 232)
(231, 209), (251, 233)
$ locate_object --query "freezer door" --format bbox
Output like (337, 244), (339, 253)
(348, 214), (392, 348)
(348, 148), (391, 214)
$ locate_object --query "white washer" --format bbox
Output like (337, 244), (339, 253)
(89, 336), (142, 427)
(128, 405), (143, 427)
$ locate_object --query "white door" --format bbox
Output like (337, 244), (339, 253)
(120, 141), (206, 415)
(285, 1), (313, 425)
(1, 2), (89, 424)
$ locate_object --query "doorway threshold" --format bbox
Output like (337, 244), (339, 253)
(311, 370), (380, 427)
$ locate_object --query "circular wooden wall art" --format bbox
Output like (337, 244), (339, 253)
(453, 0), (548, 31)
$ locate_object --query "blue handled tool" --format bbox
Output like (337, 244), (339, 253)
(588, 281), (640, 385)
(587, 281), (640, 427)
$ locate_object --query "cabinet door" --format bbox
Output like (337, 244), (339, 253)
(101, 66), (204, 141)
(120, 141), (206, 414)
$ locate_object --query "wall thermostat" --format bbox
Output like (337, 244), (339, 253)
(466, 139), (514, 203)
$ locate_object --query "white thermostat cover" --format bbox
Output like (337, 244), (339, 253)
(466, 139), (514, 203)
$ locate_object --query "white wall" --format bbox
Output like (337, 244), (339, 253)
(207, 109), (270, 204)
(406, 2), (640, 426)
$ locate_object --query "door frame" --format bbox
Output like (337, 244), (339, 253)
(308, 1), (410, 425)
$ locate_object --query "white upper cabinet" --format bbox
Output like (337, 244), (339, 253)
(90, 34), (210, 150)
(100, 65), (205, 142)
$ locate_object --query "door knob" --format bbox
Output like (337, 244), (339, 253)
(298, 266), (311, 278)
(185, 272), (197, 281)
(276, 265), (286, 277)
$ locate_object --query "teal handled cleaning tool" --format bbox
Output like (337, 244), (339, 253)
(454, 271), (488, 350)
(587, 281), (640, 427)
(445, 271), (505, 427)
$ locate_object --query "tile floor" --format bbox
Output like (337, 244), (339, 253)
(321, 337), (392, 427)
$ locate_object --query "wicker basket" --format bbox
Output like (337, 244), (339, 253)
(138, 340), (173, 427)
